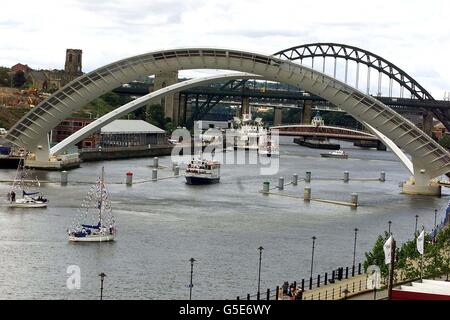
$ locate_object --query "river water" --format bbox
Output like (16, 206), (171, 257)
(0, 137), (448, 299)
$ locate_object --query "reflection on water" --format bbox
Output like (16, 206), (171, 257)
(0, 138), (447, 299)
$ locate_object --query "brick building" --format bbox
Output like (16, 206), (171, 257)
(51, 117), (99, 149)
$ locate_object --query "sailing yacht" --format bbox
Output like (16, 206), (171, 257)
(68, 167), (116, 242)
(7, 158), (48, 208)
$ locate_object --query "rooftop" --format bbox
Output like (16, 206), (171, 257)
(101, 120), (165, 134)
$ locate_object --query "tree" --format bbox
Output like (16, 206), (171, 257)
(0, 67), (11, 87)
(146, 104), (166, 129)
(12, 71), (27, 88)
(438, 134), (450, 149)
(364, 232), (390, 281)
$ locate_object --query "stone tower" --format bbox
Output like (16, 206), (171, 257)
(64, 49), (82, 76)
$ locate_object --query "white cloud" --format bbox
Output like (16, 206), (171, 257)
(0, 0), (449, 96)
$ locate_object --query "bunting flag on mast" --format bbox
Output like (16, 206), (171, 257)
(417, 229), (425, 255)
(384, 236), (393, 264)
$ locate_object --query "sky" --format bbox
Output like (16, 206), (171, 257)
(1, 0), (449, 98)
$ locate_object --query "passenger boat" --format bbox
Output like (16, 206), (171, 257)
(7, 158), (48, 208)
(68, 167), (116, 242)
(185, 158), (220, 185)
(231, 113), (267, 151)
(320, 150), (349, 159)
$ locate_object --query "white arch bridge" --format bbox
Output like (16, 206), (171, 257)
(5, 47), (450, 195)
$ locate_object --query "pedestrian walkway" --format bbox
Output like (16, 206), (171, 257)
(301, 274), (370, 300)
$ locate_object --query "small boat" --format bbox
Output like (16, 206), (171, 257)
(68, 167), (116, 242)
(185, 158), (220, 185)
(7, 157), (48, 208)
(320, 150), (349, 159)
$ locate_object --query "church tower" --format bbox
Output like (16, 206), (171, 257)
(64, 49), (82, 76)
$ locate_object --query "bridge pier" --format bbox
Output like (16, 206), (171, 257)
(302, 100), (313, 124)
(402, 159), (442, 196)
(273, 108), (283, 126)
(422, 111), (434, 137)
(242, 97), (250, 115)
(152, 71), (180, 126)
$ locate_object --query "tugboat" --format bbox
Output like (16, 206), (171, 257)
(320, 150), (349, 159)
(185, 158), (221, 185)
(68, 167), (116, 242)
(7, 158), (48, 208)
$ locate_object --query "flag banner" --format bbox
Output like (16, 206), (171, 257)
(383, 236), (393, 264)
(417, 229), (425, 255)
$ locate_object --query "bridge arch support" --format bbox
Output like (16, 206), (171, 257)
(5, 48), (450, 194)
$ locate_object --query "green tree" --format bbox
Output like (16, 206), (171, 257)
(0, 67), (11, 87)
(146, 104), (166, 129)
(364, 232), (390, 280)
(12, 71), (27, 88)
(438, 134), (450, 149)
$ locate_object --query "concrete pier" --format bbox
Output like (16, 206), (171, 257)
(263, 182), (270, 194)
(126, 172), (133, 186)
(344, 171), (350, 183)
(153, 157), (159, 168)
(304, 187), (311, 201)
(380, 171), (386, 182)
(174, 166), (180, 176)
(152, 169), (158, 181)
(351, 193), (358, 207)
(61, 171), (68, 186)
(305, 171), (311, 183)
(278, 177), (284, 190)
(293, 174), (298, 186)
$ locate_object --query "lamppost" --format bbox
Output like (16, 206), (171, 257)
(434, 209), (438, 230)
(310, 236), (316, 279)
(189, 258), (195, 300)
(353, 228), (359, 270)
(99, 272), (106, 300)
(415, 215), (419, 237)
(257, 246), (264, 296)
(388, 221), (392, 235)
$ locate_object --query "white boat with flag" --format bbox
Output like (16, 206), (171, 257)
(7, 158), (48, 208)
(68, 167), (116, 242)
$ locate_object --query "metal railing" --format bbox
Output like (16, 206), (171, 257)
(237, 263), (364, 301)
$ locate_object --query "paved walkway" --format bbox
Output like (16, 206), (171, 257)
(301, 274), (370, 300)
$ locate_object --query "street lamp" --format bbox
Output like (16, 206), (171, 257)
(434, 209), (438, 230)
(415, 215), (419, 237)
(99, 272), (106, 300)
(388, 221), (392, 235)
(353, 228), (359, 270)
(189, 258), (195, 300)
(310, 237), (317, 279)
(257, 246), (264, 296)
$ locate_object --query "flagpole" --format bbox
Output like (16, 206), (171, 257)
(388, 239), (396, 300)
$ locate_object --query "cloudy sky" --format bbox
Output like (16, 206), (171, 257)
(1, 0), (449, 97)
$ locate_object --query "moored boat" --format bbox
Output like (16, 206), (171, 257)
(320, 150), (349, 159)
